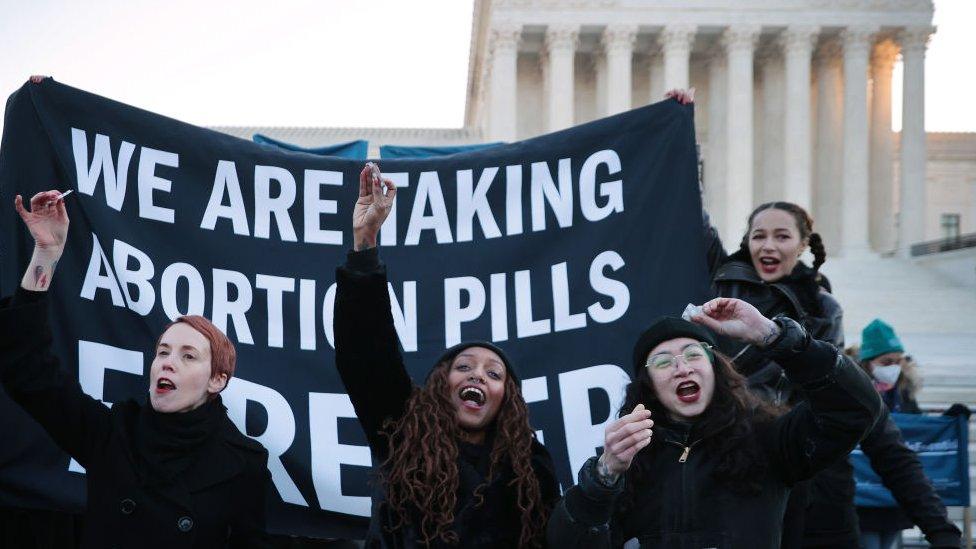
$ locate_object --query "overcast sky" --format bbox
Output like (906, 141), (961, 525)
(0, 0), (973, 134)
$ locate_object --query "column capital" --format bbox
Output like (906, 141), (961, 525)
(602, 24), (638, 53)
(840, 25), (881, 55)
(897, 26), (936, 53)
(721, 25), (761, 52)
(658, 24), (697, 52)
(779, 25), (820, 54)
(871, 38), (900, 71)
(489, 22), (523, 55)
(545, 24), (580, 53)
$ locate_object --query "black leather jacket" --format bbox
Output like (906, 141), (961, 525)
(702, 214), (960, 548)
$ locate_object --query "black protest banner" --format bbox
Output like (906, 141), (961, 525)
(0, 79), (711, 538)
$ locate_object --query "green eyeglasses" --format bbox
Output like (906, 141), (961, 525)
(646, 343), (713, 370)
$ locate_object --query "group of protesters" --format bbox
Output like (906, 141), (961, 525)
(0, 84), (967, 548)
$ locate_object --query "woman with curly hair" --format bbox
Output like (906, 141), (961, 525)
(333, 164), (560, 548)
(546, 298), (881, 548)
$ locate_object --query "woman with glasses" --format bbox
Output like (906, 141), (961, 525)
(546, 297), (881, 548)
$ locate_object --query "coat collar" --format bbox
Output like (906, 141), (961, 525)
(713, 257), (763, 285)
(113, 400), (254, 510)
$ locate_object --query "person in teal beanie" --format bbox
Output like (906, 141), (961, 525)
(857, 319), (920, 413)
(853, 319), (970, 549)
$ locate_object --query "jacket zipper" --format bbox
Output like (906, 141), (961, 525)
(668, 437), (702, 463)
(666, 432), (702, 532)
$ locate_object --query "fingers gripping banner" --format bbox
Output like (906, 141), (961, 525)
(0, 80), (711, 538)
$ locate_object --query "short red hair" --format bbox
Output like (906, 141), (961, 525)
(156, 315), (236, 393)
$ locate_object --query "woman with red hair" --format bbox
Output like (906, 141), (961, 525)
(1, 190), (271, 548)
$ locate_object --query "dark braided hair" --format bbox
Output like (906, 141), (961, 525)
(739, 201), (827, 272)
(379, 360), (548, 547)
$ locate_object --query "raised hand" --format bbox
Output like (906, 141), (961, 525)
(690, 297), (781, 347)
(16, 191), (69, 252)
(352, 163), (396, 251)
(16, 190), (70, 291)
(598, 403), (653, 480)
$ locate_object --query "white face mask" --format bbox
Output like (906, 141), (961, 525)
(872, 365), (902, 386)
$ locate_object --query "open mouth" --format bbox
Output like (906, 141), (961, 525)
(459, 386), (486, 409)
(758, 256), (781, 274)
(675, 381), (700, 403)
(155, 377), (177, 394)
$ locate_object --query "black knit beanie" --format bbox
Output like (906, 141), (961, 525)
(430, 341), (518, 383)
(632, 317), (717, 376)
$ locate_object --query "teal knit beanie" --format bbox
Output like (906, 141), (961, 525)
(859, 319), (904, 361)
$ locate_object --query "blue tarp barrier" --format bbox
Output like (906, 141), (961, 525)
(379, 142), (503, 158)
(853, 412), (970, 507)
(253, 133), (368, 159)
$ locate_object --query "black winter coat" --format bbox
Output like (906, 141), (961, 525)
(702, 216), (960, 548)
(545, 317), (882, 548)
(0, 289), (271, 548)
(334, 248), (561, 548)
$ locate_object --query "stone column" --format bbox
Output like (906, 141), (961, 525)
(660, 24), (696, 91)
(758, 46), (785, 204)
(869, 38), (899, 252)
(603, 24), (638, 115)
(898, 26), (934, 255)
(705, 47), (729, 244)
(723, 25), (761, 242)
(780, 25), (819, 209)
(595, 53), (608, 118)
(839, 25), (878, 256)
(648, 48), (665, 102)
(545, 24), (579, 132)
(814, 39), (844, 251)
(487, 23), (522, 142)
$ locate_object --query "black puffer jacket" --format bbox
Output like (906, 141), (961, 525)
(545, 318), (881, 548)
(0, 289), (271, 549)
(703, 216), (961, 548)
(334, 248), (561, 548)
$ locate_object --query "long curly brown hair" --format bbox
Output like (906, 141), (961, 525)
(379, 359), (547, 547)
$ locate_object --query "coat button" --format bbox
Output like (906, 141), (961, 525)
(177, 516), (193, 532)
(120, 498), (136, 515)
